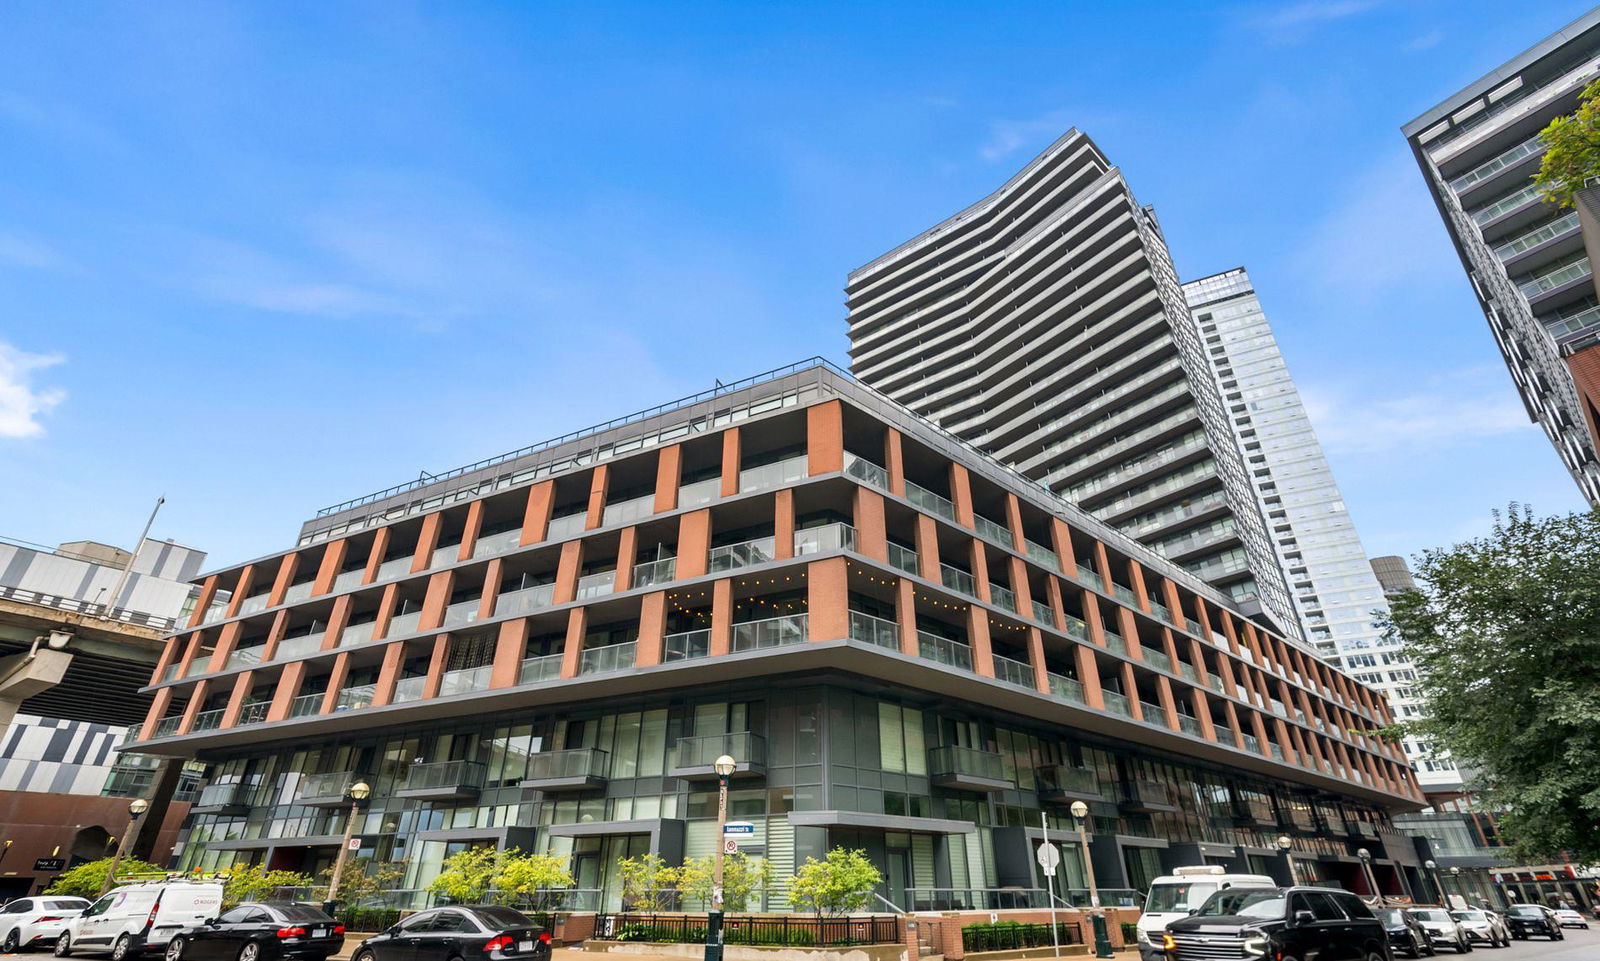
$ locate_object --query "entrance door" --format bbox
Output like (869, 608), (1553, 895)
(886, 847), (911, 913)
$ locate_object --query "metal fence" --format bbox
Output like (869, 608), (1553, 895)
(594, 913), (900, 947)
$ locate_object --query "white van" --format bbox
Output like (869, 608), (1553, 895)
(1135, 866), (1276, 960)
(54, 881), (224, 961)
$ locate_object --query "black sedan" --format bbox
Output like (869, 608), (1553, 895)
(1376, 908), (1436, 958)
(353, 906), (550, 961)
(166, 903), (345, 961)
(1502, 904), (1563, 941)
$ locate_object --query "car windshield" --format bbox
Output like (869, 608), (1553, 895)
(1453, 912), (1487, 922)
(1508, 907), (1543, 918)
(1413, 910), (1452, 922)
(469, 906), (535, 929)
(1147, 883), (1219, 914)
(1197, 890), (1286, 919)
(1376, 910), (1407, 925)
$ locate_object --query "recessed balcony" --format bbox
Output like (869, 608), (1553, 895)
(396, 760), (486, 801)
(1214, 796), (1275, 827)
(670, 732), (767, 781)
(1119, 778), (1178, 813)
(1036, 765), (1102, 804)
(519, 748), (610, 792)
(928, 745), (1011, 793)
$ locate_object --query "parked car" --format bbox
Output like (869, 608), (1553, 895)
(1136, 866), (1276, 961)
(0, 898), (92, 952)
(1552, 907), (1589, 930)
(1502, 904), (1563, 941)
(164, 902), (344, 961)
(1408, 908), (1472, 953)
(1450, 910), (1509, 948)
(54, 882), (224, 960)
(351, 906), (550, 961)
(1375, 907), (1435, 958)
(1161, 886), (1388, 961)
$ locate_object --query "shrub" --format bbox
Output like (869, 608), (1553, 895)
(44, 858), (165, 898)
(962, 920), (1082, 952)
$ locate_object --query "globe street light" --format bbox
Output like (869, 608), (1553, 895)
(705, 755), (736, 961)
(1069, 801), (1113, 959)
(100, 798), (151, 895)
(324, 780), (372, 915)
(1276, 835), (1299, 886)
(1425, 859), (1445, 905)
(1449, 867), (1462, 905)
(1357, 848), (1380, 903)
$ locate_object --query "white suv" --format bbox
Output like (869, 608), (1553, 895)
(54, 882), (223, 961)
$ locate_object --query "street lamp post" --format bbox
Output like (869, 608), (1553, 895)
(323, 781), (371, 915)
(1424, 860), (1444, 906)
(1357, 848), (1380, 904)
(705, 755), (736, 961)
(100, 798), (150, 895)
(1069, 801), (1114, 960)
(1277, 835), (1298, 886)
(1448, 867), (1462, 907)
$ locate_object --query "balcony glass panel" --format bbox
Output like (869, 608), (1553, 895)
(226, 646), (265, 670)
(731, 614), (808, 652)
(200, 602), (229, 625)
(442, 598), (483, 629)
(190, 709), (224, 732)
(237, 593), (270, 616)
(332, 569), (365, 594)
(1214, 724), (1235, 744)
(677, 477), (721, 507)
(1241, 732), (1261, 753)
(1472, 182), (1541, 225)
(905, 481), (955, 520)
(153, 716), (181, 737)
(1495, 211), (1578, 261)
(1519, 253), (1591, 299)
(290, 693), (324, 718)
(575, 570), (616, 599)
(375, 557), (411, 582)
(335, 685), (376, 711)
(1140, 702), (1167, 727)
(887, 543), (919, 575)
(438, 665), (493, 696)
(526, 748), (609, 782)
(298, 771), (356, 800)
(739, 454), (808, 493)
(237, 702), (270, 726)
(632, 557), (676, 588)
(1062, 613), (1089, 642)
(579, 641), (636, 675)
(1110, 584), (1139, 607)
(390, 676), (427, 703)
(793, 522), (856, 556)
(602, 494), (655, 527)
(1451, 135), (1544, 192)
(708, 537), (776, 572)
(1103, 631), (1127, 656)
(843, 452), (889, 489)
(1102, 691), (1132, 717)
(1031, 599), (1053, 624)
(927, 744), (1004, 782)
(674, 731), (766, 769)
(340, 620), (377, 647)
(974, 515), (1012, 547)
(403, 760), (486, 792)
(472, 528), (523, 559)
(663, 629), (710, 662)
(1177, 662), (1197, 683)
(1048, 673), (1084, 703)
(940, 564), (976, 596)
(848, 611), (899, 650)
(1025, 539), (1061, 571)
(161, 663), (181, 682)
(283, 582), (314, 604)
(1141, 647), (1172, 673)
(519, 652), (562, 684)
(386, 610), (422, 638)
(497, 583), (556, 616)
(990, 584), (1018, 613)
(545, 513), (587, 540)
(992, 653), (1034, 688)
(431, 544), (460, 568)
(917, 633), (972, 671)
(274, 633), (323, 661)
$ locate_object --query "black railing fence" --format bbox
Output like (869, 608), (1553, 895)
(595, 914), (901, 947)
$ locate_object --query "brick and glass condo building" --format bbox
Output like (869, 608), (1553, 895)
(128, 362), (1423, 911)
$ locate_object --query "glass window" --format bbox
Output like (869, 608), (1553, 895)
(469, 906), (534, 929)
(2, 901), (30, 914)
(1199, 890), (1287, 919)
(398, 911), (438, 932)
(218, 907), (256, 924)
(1304, 892), (1344, 921)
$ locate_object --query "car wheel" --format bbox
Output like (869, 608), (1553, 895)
(1424, 941), (1437, 957)
(1458, 937), (1471, 953)
(1366, 951), (1385, 961)
(166, 939), (184, 961)
(238, 942), (260, 961)
(5, 928), (21, 953)
(53, 935), (71, 959)
(354, 950), (376, 961)
(112, 934), (136, 961)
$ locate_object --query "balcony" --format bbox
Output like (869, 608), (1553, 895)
(677, 476), (721, 507)
(670, 732), (767, 780)
(237, 701), (271, 726)
(1343, 819), (1379, 840)
(1119, 778), (1178, 813)
(1217, 796), (1275, 827)
(472, 527), (523, 559)
(386, 610), (422, 638)
(1062, 613), (1089, 643)
(520, 748), (611, 792)
(843, 452), (889, 489)
(199, 602), (229, 625)
(1025, 538), (1061, 572)
(1102, 690), (1133, 717)
(793, 522), (856, 556)
(990, 584), (1019, 614)
(732, 613), (808, 652)
(374, 557), (411, 582)
(602, 493), (655, 527)
(708, 536), (777, 572)
(575, 570), (616, 600)
(152, 716), (181, 738)
(391, 676), (427, 704)
(1047, 673), (1083, 703)
(289, 692), (324, 718)
(1140, 647), (1172, 673)
(273, 633), (324, 661)
(1031, 599), (1053, 624)
(1279, 806), (1318, 835)
(437, 665), (492, 697)
(441, 598), (484, 629)
(905, 480), (956, 521)
(497, 583), (556, 617)
(1103, 631), (1128, 657)
(848, 611), (899, 650)
(887, 543), (919, 575)
(520, 652), (563, 684)
(632, 557), (676, 588)
(917, 633), (972, 671)
(191, 709), (224, 732)
(940, 564), (976, 596)
(1036, 765), (1102, 803)
(339, 620), (377, 646)
(739, 454), (808, 493)
(396, 760), (486, 801)
(335, 684), (376, 712)
(226, 645), (265, 670)
(974, 514), (1013, 548)
(928, 745), (1011, 792)
(237, 593), (270, 616)
(1140, 701), (1168, 728)
(992, 653), (1035, 689)
(1176, 713), (1203, 737)
(579, 641), (636, 675)
(283, 582), (314, 605)
(192, 782), (251, 816)
(297, 771), (361, 807)
(545, 512), (587, 540)
(664, 629), (710, 662)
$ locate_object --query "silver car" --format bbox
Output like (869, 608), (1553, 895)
(1451, 910), (1510, 948)
(0, 897), (91, 952)
(1410, 908), (1473, 953)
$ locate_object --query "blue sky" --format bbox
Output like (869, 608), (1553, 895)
(1, 0), (1593, 569)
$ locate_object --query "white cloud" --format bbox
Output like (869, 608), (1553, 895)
(0, 343), (66, 439)
(1404, 30), (1443, 52)
(1244, 0), (1381, 44)
(1300, 367), (1534, 455)
(979, 112), (1077, 163)
(0, 231), (64, 270)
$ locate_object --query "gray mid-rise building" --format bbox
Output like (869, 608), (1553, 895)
(1403, 6), (1600, 504)
(844, 130), (1298, 638)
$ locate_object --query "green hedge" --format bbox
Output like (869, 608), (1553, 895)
(339, 907), (403, 931)
(1119, 921), (1139, 942)
(614, 922), (822, 947)
(962, 921), (1082, 952)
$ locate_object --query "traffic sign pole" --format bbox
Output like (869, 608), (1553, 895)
(1040, 813), (1060, 959)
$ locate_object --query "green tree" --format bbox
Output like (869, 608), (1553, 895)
(429, 847), (504, 903)
(1382, 505), (1600, 862)
(44, 858), (165, 898)
(494, 852), (576, 905)
(616, 853), (678, 912)
(788, 848), (881, 917)
(223, 863), (314, 908)
(676, 852), (773, 911)
(1534, 78), (1600, 209)
(316, 858), (408, 907)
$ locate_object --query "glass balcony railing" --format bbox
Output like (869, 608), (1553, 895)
(575, 570), (616, 599)
(708, 536), (776, 572)
(579, 641), (636, 675)
(1048, 673), (1084, 703)
(1472, 182), (1542, 225)
(990, 584), (1018, 614)
(199, 602), (230, 625)
(848, 610), (899, 650)
(674, 731), (766, 771)
(545, 512), (587, 540)
(1141, 647), (1172, 673)
(1103, 631), (1128, 656)
(526, 748), (609, 782)
(843, 452), (889, 489)
(335, 685), (376, 711)
(520, 652), (563, 684)
(401, 760), (486, 794)
(298, 771), (358, 803)
(161, 662), (181, 683)
(793, 522), (856, 556)
(601, 493), (655, 527)
(283, 582), (314, 605)
(1177, 661), (1197, 683)
(1031, 599), (1053, 624)
(237, 593), (270, 616)
(1495, 211), (1578, 261)
(1214, 724), (1235, 744)
(992, 653), (1034, 689)
(332, 569), (365, 594)
(290, 692), (324, 718)
(339, 619), (377, 647)
(1242, 732), (1262, 754)
(940, 564), (976, 596)
(632, 557), (676, 588)
(442, 598), (484, 629)
(196, 781), (250, 809)
(273, 633), (323, 661)
(438, 664), (493, 696)
(386, 610), (422, 638)
(153, 716), (182, 738)
(905, 480), (956, 521)
(738, 454), (808, 493)
(732, 613), (808, 652)
(664, 629), (710, 661)
(497, 582), (557, 616)
(1110, 584), (1139, 607)
(472, 527), (523, 559)
(887, 542), (919, 575)
(226, 646), (265, 670)
(1519, 253), (1591, 300)
(391, 676), (427, 703)
(375, 556), (411, 582)
(918, 633), (973, 671)
(677, 476), (721, 507)
(432, 543), (461, 568)
(1025, 538), (1061, 572)
(1451, 135), (1544, 193)
(237, 701), (271, 725)
(1102, 691), (1132, 717)
(1062, 613), (1089, 643)
(974, 514), (1012, 548)
(1141, 701), (1168, 728)
(191, 709), (224, 732)
(927, 744), (1005, 783)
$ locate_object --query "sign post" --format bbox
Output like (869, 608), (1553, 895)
(1039, 814), (1062, 958)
